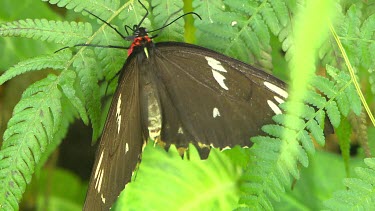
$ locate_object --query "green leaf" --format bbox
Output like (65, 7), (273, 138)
(43, 0), (120, 20)
(222, 146), (251, 169)
(306, 119), (325, 146)
(72, 49), (101, 140)
(34, 168), (86, 211)
(336, 117), (352, 176)
(114, 143), (241, 210)
(151, 0), (184, 42)
(273, 151), (364, 210)
(0, 19), (92, 46)
(0, 0), (60, 70)
(324, 158), (375, 210)
(194, 0), (289, 69)
(118, 0), (150, 32)
(325, 100), (341, 128)
(0, 51), (72, 85)
(0, 73), (67, 210)
(58, 69), (89, 125)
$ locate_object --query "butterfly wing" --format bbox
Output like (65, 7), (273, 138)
(83, 55), (144, 211)
(149, 42), (287, 152)
(83, 42), (287, 210)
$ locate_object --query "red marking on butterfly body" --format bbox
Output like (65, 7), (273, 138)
(128, 35), (152, 56)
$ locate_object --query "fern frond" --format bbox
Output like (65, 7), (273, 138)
(58, 70), (89, 125)
(326, 65), (362, 115)
(309, 73), (358, 128)
(310, 87), (343, 128)
(0, 20), (92, 45)
(324, 158), (375, 210)
(194, 0), (289, 68)
(118, 0), (149, 31)
(72, 49), (102, 140)
(36, 95), (77, 174)
(240, 65), (361, 209)
(340, 5), (375, 70)
(237, 1), (356, 208)
(92, 27), (126, 81)
(0, 51), (72, 85)
(0, 71), (76, 210)
(43, 0), (120, 20)
(322, 4), (375, 70)
(336, 117), (352, 174)
(151, 0), (184, 41)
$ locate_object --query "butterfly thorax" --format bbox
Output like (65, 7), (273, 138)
(128, 27), (154, 57)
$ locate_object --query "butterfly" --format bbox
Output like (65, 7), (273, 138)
(80, 1), (288, 210)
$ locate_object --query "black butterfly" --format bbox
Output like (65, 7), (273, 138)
(81, 1), (288, 210)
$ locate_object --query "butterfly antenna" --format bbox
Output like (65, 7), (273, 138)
(83, 9), (127, 39)
(147, 12), (202, 34)
(54, 43), (128, 53)
(136, 0), (149, 28)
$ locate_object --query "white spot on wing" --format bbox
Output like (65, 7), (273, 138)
(94, 151), (104, 179)
(231, 21), (237, 26)
(101, 194), (106, 204)
(178, 127), (184, 134)
(264, 82), (288, 98)
(94, 151), (105, 193)
(211, 71), (229, 90)
(116, 94), (122, 134)
(95, 173), (100, 190)
(205, 56), (227, 72)
(267, 100), (282, 115)
(205, 56), (229, 90)
(97, 169), (104, 192)
(213, 107), (221, 118)
(125, 143), (129, 154)
(274, 96), (285, 104)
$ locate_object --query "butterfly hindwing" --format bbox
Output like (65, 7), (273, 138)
(83, 56), (144, 211)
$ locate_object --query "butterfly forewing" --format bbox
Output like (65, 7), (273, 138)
(83, 56), (144, 211)
(149, 42), (287, 151)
